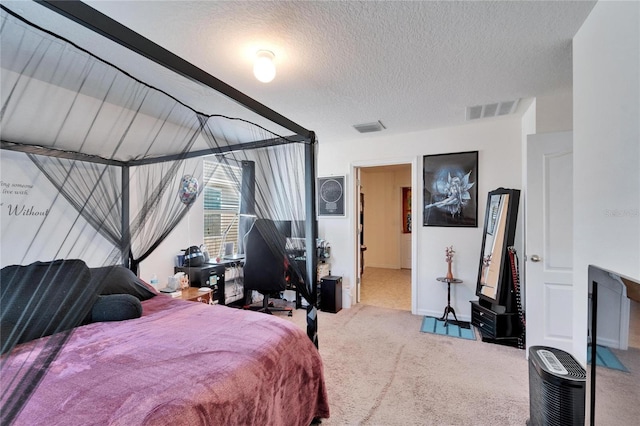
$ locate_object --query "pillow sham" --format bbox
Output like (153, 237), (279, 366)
(1, 259), (95, 354)
(90, 265), (156, 301)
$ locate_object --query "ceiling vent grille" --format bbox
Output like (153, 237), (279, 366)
(353, 120), (386, 133)
(466, 99), (520, 121)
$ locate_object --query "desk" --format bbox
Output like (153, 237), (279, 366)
(436, 277), (462, 326)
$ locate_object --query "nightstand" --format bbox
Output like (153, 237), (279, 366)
(436, 277), (463, 326)
(180, 287), (212, 304)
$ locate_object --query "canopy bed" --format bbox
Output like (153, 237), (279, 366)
(1, 262), (328, 425)
(0, 1), (327, 424)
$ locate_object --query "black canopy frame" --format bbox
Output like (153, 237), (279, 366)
(1, 1), (319, 342)
(0, 1), (318, 422)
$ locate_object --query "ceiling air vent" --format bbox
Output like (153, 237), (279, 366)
(353, 120), (386, 133)
(466, 99), (520, 121)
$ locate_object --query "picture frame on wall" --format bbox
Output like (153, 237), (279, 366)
(317, 176), (345, 217)
(423, 151), (478, 227)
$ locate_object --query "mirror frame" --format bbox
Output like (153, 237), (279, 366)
(476, 187), (520, 305)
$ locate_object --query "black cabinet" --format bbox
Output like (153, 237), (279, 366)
(471, 300), (520, 343)
(320, 275), (342, 313)
(175, 265), (223, 287)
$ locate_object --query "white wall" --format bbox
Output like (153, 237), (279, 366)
(317, 116), (523, 319)
(0, 150), (116, 267)
(137, 158), (205, 286)
(536, 87), (573, 134)
(0, 150), (205, 283)
(573, 0), (640, 363)
(138, 202), (204, 286)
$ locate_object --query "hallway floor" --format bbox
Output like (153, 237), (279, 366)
(359, 267), (411, 311)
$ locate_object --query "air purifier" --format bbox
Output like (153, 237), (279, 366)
(528, 346), (586, 426)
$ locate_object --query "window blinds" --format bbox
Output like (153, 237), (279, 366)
(203, 158), (241, 258)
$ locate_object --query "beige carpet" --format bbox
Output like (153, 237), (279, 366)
(589, 346), (640, 425)
(285, 303), (530, 425)
(280, 266), (640, 425)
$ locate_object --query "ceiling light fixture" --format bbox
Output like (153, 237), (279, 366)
(253, 50), (276, 83)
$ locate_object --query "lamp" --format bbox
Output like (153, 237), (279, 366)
(253, 50), (276, 83)
(218, 213), (257, 261)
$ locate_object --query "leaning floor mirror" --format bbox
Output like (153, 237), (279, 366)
(476, 187), (520, 306)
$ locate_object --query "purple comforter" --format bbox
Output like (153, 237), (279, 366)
(1, 296), (329, 425)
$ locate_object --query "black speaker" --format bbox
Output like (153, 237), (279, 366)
(320, 275), (342, 313)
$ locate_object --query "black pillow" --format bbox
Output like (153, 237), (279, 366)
(1, 259), (96, 354)
(90, 266), (156, 301)
(87, 294), (143, 323)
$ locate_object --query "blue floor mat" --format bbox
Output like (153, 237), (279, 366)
(420, 316), (475, 340)
(587, 344), (628, 372)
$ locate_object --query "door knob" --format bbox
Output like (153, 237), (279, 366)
(530, 255), (541, 262)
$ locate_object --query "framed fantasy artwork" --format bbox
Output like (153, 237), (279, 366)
(423, 151), (478, 227)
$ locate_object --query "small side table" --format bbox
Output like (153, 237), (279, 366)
(436, 277), (463, 326)
(180, 287), (212, 304)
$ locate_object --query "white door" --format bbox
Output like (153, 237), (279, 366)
(526, 131), (573, 354)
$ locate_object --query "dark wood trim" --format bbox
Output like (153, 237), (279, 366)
(127, 135), (307, 166)
(1, 140), (126, 167)
(121, 166), (131, 268)
(304, 132), (319, 347)
(590, 281), (598, 426)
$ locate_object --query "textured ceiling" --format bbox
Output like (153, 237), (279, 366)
(12, 1), (598, 143)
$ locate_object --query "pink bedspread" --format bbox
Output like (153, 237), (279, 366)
(1, 296), (329, 425)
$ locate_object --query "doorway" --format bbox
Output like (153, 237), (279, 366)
(356, 163), (413, 311)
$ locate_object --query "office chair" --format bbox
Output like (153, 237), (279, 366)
(243, 218), (293, 316)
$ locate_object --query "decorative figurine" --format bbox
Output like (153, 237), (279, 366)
(179, 273), (190, 290)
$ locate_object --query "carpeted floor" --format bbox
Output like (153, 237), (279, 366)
(587, 345), (640, 425)
(285, 303), (530, 425)
(280, 267), (639, 425)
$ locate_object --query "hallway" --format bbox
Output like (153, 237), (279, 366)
(359, 267), (411, 311)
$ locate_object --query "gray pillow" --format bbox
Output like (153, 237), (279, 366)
(87, 294), (143, 323)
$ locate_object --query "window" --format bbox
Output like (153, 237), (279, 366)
(203, 158), (241, 258)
